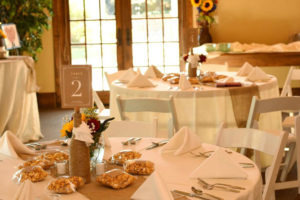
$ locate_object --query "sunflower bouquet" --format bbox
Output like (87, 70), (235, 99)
(191, 0), (218, 27)
(60, 107), (114, 157)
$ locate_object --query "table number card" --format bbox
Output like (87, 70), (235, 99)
(61, 65), (93, 108)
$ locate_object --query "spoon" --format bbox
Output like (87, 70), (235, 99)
(191, 187), (223, 200)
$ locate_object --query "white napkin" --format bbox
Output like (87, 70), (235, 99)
(247, 67), (270, 82)
(118, 68), (137, 82)
(161, 127), (202, 156)
(73, 122), (94, 144)
(178, 74), (192, 90)
(127, 73), (155, 88)
(144, 65), (164, 79)
(190, 148), (248, 179)
(131, 171), (173, 200)
(0, 131), (35, 159)
(13, 180), (33, 200)
(237, 62), (253, 76)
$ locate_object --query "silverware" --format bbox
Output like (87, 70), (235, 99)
(172, 190), (211, 200)
(26, 143), (47, 150)
(197, 178), (243, 192)
(146, 139), (169, 150)
(129, 137), (142, 144)
(191, 186), (224, 200)
(121, 137), (135, 145)
(190, 151), (214, 158)
(239, 162), (255, 168)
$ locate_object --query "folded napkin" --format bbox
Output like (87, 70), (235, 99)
(0, 131), (35, 159)
(131, 171), (173, 200)
(178, 74), (192, 90)
(161, 127), (202, 156)
(247, 67), (270, 82)
(237, 62), (253, 76)
(190, 148), (248, 179)
(144, 65), (164, 79)
(13, 180), (33, 200)
(118, 68), (137, 82)
(127, 73), (155, 88)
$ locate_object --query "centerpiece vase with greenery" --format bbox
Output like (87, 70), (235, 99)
(191, 0), (218, 45)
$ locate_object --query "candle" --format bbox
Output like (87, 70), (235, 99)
(96, 162), (105, 175)
(56, 162), (66, 175)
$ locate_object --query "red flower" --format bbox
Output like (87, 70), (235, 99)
(183, 54), (189, 62)
(199, 54), (207, 63)
(87, 118), (101, 132)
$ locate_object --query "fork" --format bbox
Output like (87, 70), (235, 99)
(198, 178), (245, 191)
(191, 186), (224, 200)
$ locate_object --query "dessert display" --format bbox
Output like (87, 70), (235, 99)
(199, 72), (228, 83)
(68, 176), (85, 189)
(13, 166), (48, 183)
(109, 150), (142, 165)
(188, 77), (200, 84)
(124, 159), (154, 175)
(18, 158), (54, 170)
(96, 169), (135, 189)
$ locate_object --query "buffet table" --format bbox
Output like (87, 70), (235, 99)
(109, 72), (281, 143)
(0, 137), (262, 200)
(0, 57), (42, 142)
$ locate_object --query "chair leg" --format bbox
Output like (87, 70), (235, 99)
(280, 142), (296, 181)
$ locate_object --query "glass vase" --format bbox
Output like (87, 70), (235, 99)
(90, 136), (105, 175)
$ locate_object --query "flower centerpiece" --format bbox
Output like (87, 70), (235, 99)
(191, 0), (218, 45)
(60, 107), (114, 158)
(182, 50), (207, 77)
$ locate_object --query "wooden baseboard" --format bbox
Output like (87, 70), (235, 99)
(37, 93), (57, 109)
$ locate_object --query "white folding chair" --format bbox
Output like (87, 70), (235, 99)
(281, 66), (300, 130)
(116, 95), (179, 138)
(216, 125), (288, 200)
(104, 70), (126, 89)
(93, 90), (111, 120)
(104, 119), (158, 138)
(247, 96), (300, 181)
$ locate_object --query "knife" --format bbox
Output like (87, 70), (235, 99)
(145, 140), (169, 150)
(172, 190), (211, 200)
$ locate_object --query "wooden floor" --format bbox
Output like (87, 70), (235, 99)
(39, 108), (299, 200)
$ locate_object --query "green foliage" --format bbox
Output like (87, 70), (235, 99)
(0, 0), (53, 61)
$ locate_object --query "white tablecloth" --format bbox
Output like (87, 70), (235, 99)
(110, 72), (281, 143)
(0, 138), (262, 200)
(0, 57), (42, 142)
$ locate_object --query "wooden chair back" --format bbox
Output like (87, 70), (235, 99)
(216, 125), (288, 200)
(246, 96), (300, 128)
(116, 95), (179, 137)
(104, 119), (158, 137)
(281, 66), (300, 97)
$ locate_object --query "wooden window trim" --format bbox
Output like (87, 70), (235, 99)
(52, 0), (194, 106)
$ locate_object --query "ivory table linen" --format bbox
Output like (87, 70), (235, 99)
(110, 72), (281, 143)
(0, 57), (42, 142)
(0, 137), (262, 200)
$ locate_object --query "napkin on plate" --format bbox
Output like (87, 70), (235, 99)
(161, 127), (202, 156)
(178, 74), (192, 90)
(247, 67), (270, 82)
(118, 68), (137, 83)
(127, 73), (155, 88)
(237, 62), (253, 76)
(131, 171), (173, 200)
(190, 148), (248, 179)
(144, 65), (164, 79)
(13, 180), (33, 200)
(0, 131), (35, 159)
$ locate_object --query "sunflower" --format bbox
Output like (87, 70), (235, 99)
(60, 120), (74, 137)
(191, 0), (202, 7)
(201, 0), (214, 12)
(0, 30), (6, 39)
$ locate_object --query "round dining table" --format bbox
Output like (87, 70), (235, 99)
(0, 137), (262, 200)
(109, 72), (281, 143)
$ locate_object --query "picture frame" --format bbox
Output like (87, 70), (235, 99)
(1, 23), (21, 50)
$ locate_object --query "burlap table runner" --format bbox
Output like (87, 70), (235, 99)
(23, 141), (186, 200)
(228, 85), (260, 128)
